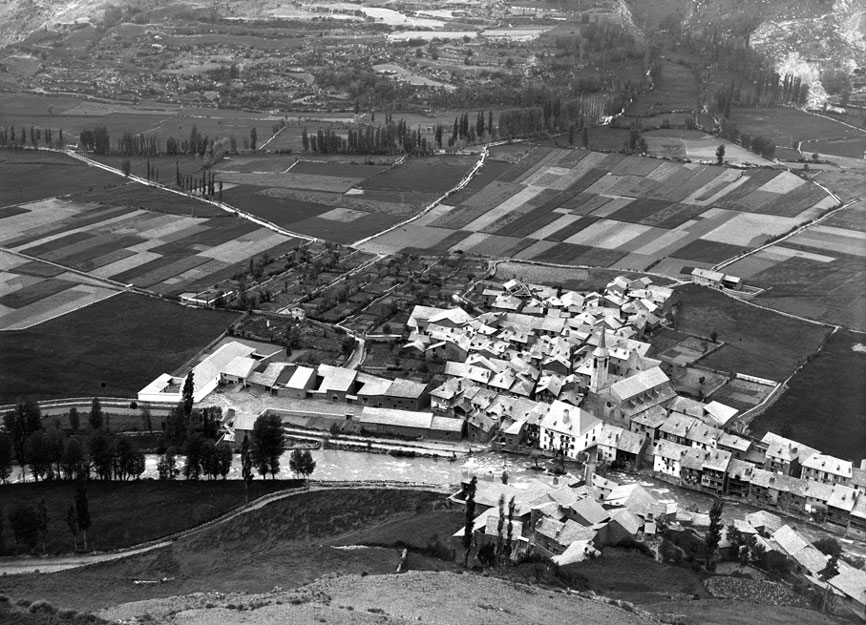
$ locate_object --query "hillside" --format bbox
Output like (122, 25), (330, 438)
(0, 0), (106, 48)
(0, 488), (852, 625)
(99, 571), (663, 625)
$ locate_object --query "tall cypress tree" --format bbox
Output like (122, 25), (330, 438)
(182, 371), (195, 417)
(462, 476), (477, 566)
(75, 480), (92, 551)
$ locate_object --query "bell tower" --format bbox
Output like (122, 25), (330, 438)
(590, 325), (609, 392)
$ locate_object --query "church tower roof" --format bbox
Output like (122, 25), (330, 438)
(592, 325), (609, 359)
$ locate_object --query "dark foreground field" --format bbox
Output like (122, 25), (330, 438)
(0, 486), (847, 625)
(674, 284), (829, 381)
(0, 488), (457, 612)
(0, 293), (239, 402)
(750, 329), (866, 460)
(0, 479), (299, 556)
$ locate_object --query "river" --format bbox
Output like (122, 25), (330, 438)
(12, 447), (865, 558)
(142, 447), (543, 488)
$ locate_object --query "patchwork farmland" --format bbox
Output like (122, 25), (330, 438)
(724, 198), (866, 331)
(0, 248), (121, 330)
(218, 155), (478, 244)
(358, 146), (837, 277)
(0, 196), (301, 300)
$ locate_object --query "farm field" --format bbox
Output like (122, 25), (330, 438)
(0, 93), (275, 155)
(673, 284), (829, 382)
(810, 136), (866, 159)
(0, 149), (122, 204)
(724, 201), (866, 330)
(0, 480), (298, 556)
(358, 146), (836, 277)
(814, 166), (866, 202)
(642, 129), (775, 167)
(0, 193), (301, 298)
(220, 155), (477, 244)
(0, 292), (239, 402)
(729, 107), (866, 156)
(492, 261), (674, 291)
(71, 180), (227, 218)
(0, 249), (121, 330)
(625, 59), (700, 117)
(748, 329), (866, 461)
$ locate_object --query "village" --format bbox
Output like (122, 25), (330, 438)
(133, 270), (866, 614)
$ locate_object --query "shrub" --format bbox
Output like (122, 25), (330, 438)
(28, 600), (56, 614)
(426, 536), (455, 561)
(552, 564), (590, 589)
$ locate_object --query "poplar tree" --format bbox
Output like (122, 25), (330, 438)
(250, 413), (285, 478)
(705, 500), (724, 569)
(75, 480), (92, 551)
(182, 371), (195, 417)
(88, 397), (103, 431)
(462, 476), (477, 566)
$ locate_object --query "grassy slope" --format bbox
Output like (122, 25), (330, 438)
(565, 547), (709, 602)
(645, 599), (847, 625)
(0, 292), (239, 402)
(673, 284), (829, 381)
(749, 329), (866, 460)
(0, 480), (299, 555)
(0, 490), (847, 625)
(0, 599), (111, 625)
(0, 489), (454, 612)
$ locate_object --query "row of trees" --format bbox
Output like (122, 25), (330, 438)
(0, 126), (65, 149)
(175, 165), (223, 200)
(712, 73), (810, 121)
(1, 397), (148, 483)
(498, 93), (623, 140)
(299, 90), (628, 154)
(117, 131), (162, 157)
(156, 438), (233, 481)
(73, 123), (260, 173)
(301, 120), (435, 156)
(79, 126), (111, 155)
(2, 395), (317, 484)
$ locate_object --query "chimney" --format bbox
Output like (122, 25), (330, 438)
(563, 408), (570, 424)
(860, 459), (866, 470)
